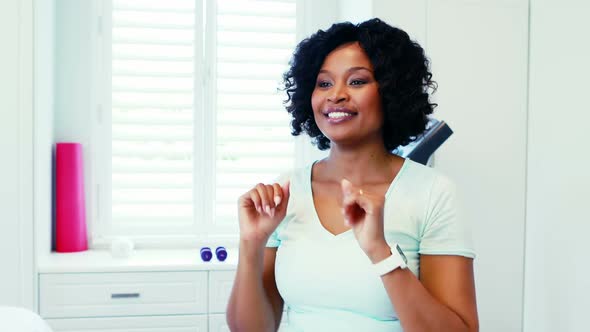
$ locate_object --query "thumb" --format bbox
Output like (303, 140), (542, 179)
(341, 178), (354, 196)
(281, 181), (290, 206)
(282, 180), (290, 197)
(275, 181), (290, 213)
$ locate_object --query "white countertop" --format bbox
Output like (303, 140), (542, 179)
(38, 248), (238, 273)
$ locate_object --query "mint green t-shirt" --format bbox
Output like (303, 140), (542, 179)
(267, 158), (475, 332)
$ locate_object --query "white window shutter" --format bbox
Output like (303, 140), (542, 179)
(110, 0), (198, 235)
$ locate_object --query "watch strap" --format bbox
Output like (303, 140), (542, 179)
(372, 245), (407, 276)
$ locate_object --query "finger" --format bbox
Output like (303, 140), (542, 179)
(343, 189), (380, 217)
(273, 181), (291, 215)
(341, 179), (362, 213)
(342, 193), (365, 224)
(272, 183), (283, 206)
(240, 188), (262, 214)
(341, 178), (354, 196)
(342, 192), (359, 209)
(281, 181), (290, 205)
(260, 184), (277, 216)
(271, 181), (290, 206)
(341, 178), (376, 210)
(268, 183), (282, 218)
(264, 184), (277, 217)
(255, 183), (272, 215)
(341, 178), (355, 208)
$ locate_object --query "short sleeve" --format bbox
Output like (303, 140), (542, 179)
(266, 226), (282, 248)
(266, 207), (295, 247)
(419, 174), (476, 258)
(266, 193), (295, 248)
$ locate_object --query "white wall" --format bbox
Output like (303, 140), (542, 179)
(373, 1), (529, 331)
(0, 0), (22, 306)
(524, 1), (590, 331)
(54, 0), (95, 145)
(427, 2), (529, 331)
(35, 0), (56, 265)
(0, 0), (35, 309)
(339, 0), (372, 24)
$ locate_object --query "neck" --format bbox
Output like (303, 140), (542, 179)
(320, 141), (401, 185)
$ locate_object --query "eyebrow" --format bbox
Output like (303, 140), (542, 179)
(318, 66), (373, 74)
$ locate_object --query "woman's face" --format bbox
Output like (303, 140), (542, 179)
(311, 42), (383, 148)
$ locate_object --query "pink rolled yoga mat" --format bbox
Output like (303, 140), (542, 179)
(56, 142), (88, 252)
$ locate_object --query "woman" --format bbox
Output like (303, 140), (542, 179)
(227, 18), (478, 332)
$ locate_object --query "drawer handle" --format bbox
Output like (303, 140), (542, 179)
(111, 293), (140, 299)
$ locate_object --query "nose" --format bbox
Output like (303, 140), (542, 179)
(327, 83), (348, 104)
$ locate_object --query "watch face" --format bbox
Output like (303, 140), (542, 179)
(395, 244), (408, 264)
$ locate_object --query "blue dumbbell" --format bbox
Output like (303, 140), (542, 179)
(200, 247), (212, 262)
(216, 246), (227, 262)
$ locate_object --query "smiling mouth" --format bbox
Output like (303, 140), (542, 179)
(324, 107), (358, 120)
(323, 110), (358, 124)
(327, 111), (356, 119)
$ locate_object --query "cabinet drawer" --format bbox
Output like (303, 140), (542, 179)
(46, 314), (207, 332)
(209, 270), (237, 313)
(40, 272), (207, 318)
(209, 313), (289, 332)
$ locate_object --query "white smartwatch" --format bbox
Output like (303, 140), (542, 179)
(373, 244), (408, 276)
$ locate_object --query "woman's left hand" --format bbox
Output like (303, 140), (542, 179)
(341, 179), (390, 261)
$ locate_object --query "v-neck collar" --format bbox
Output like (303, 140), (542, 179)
(307, 158), (411, 238)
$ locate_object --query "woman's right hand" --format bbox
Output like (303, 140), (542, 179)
(238, 181), (290, 248)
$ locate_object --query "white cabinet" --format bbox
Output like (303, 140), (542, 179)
(46, 315), (207, 332)
(39, 270), (242, 332)
(40, 272), (208, 318)
(208, 271), (289, 331)
(40, 271), (215, 332)
(208, 271), (271, 331)
(39, 269), (292, 331)
(209, 313), (290, 332)
(208, 314), (231, 332)
(209, 271), (236, 314)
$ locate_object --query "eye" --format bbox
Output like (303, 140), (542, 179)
(350, 79), (367, 86)
(317, 81), (332, 88)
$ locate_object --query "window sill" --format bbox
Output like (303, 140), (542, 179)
(38, 248), (238, 273)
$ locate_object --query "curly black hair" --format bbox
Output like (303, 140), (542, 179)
(283, 18), (437, 151)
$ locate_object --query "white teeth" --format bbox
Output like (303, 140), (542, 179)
(327, 112), (353, 119)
